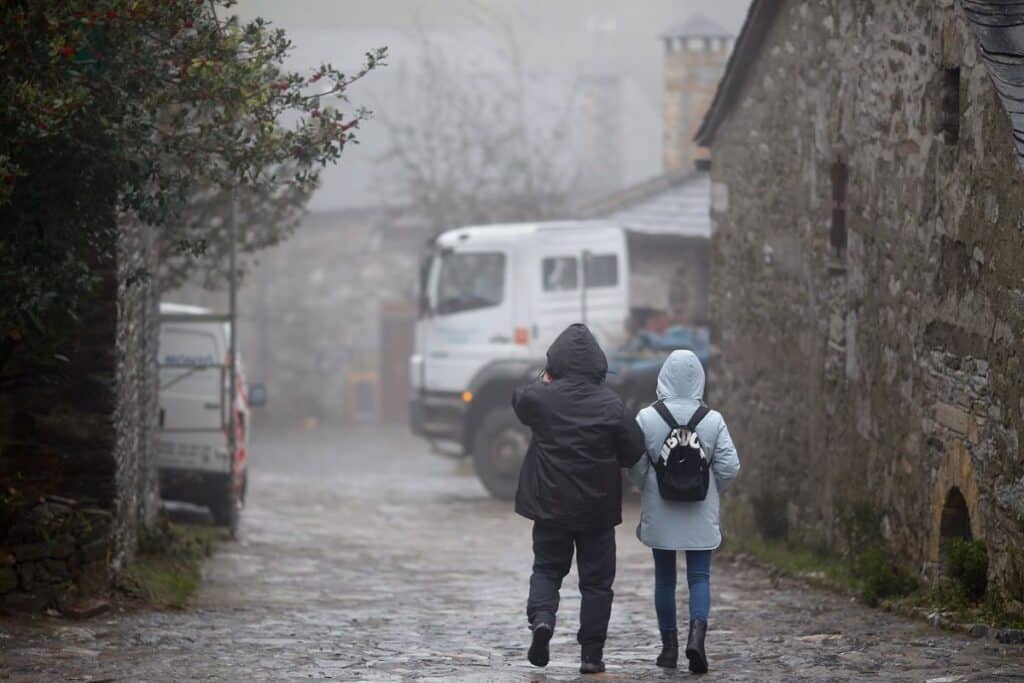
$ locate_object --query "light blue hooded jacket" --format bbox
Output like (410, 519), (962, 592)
(629, 350), (740, 550)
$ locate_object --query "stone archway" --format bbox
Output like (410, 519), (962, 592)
(927, 441), (981, 578)
(939, 486), (972, 571)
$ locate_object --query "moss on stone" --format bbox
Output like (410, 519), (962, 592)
(117, 520), (216, 609)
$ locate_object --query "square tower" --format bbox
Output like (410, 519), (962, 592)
(661, 16), (733, 172)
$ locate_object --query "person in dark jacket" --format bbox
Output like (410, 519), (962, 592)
(512, 323), (645, 675)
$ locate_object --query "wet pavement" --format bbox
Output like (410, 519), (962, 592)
(2, 426), (1023, 681)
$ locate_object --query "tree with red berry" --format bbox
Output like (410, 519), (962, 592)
(0, 0), (386, 381)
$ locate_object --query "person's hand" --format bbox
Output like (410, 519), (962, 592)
(542, 371), (553, 383)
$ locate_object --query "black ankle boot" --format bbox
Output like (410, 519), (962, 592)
(685, 619), (708, 674)
(656, 629), (678, 668)
(579, 646), (605, 674)
(528, 623), (552, 667)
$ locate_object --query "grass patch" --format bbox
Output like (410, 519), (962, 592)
(726, 531), (1024, 629)
(117, 519), (218, 609)
(724, 533), (856, 591)
(898, 581), (1024, 629)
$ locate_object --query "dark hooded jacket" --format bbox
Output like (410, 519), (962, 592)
(512, 324), (645, 530)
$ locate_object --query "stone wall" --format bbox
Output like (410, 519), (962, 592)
(708, 1), (1024, 594)
(112, 220), (160, 567)
(627, 234), (710, 325)
(0, 220), (159, 612)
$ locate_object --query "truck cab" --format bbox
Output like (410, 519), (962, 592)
(409, 221), (629, 499)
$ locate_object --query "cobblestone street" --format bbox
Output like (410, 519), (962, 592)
(2, 426), (1023, 681)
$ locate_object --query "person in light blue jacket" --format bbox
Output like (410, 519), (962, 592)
(629, 350), (740, 675)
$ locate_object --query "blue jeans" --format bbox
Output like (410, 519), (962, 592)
(652, 548), (711, 631)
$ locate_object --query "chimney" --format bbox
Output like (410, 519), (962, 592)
(661, 16), (733, 172)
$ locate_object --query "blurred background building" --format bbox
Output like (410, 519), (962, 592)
(167, 4), (743, 429)
(660, 16), (734, 172)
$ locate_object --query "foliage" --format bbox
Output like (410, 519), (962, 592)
(751, 491), (789, 541)
(119, 518), (218, 609)
(0, 0), (385, 377)
(947, 538), (989, 602)
(859, 546), (919, 606)
(0, 486), (28, 536)
(159, 176), (310, 290)
(902, 580), (1024, 629)
(726, 533), (855, 588)
(838, 500), (882, 567)
(377, 10), (576, 233)
(834, 500), (919, 605)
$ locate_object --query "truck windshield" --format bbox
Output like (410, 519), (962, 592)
(436, 251), (505, 315)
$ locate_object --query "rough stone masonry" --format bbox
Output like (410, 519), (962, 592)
(698, 0), (1024, 596)
(0, 220), (159, 612)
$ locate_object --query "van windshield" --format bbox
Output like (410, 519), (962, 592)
(436, 251), (505, 315)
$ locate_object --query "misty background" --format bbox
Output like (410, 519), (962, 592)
(238, 0), (751, 212)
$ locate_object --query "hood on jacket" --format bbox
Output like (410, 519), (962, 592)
(656, 349), (705, 401)
(546, 323), (608, 383)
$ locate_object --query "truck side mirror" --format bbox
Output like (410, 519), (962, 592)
(248, 384), (268, 408)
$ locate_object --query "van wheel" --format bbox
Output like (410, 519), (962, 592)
(472, 408), (529, 501)
(211, 479), (239, 539)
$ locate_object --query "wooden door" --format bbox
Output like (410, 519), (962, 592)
(378, 302), (417, 423)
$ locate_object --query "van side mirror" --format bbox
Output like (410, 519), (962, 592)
(248, 384), (268, 408)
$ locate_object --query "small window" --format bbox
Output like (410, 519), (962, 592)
(542, 257), (578, 291)
(585, 254), (619, 288)
(830, 145), (848, 257)
(941, 67), (960, 144)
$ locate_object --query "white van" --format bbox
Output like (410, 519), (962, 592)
(409, 221), (630, 498)
(157, 303), (256, 534)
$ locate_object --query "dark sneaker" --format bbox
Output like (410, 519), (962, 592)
(579, 659), (606, 674)
(528, 623), (553, 667)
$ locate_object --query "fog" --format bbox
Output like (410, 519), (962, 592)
(238, 0), (752, 211)
(6, 0), (1024, 675)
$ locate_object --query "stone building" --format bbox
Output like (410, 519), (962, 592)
(579, 168), (712, 327)
(696, 0), (1024, 594)
(572, 15), (732, 329)
(661, 16), (734, 172)
(0, 222), (160, 612)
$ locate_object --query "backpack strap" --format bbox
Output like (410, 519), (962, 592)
(651, 400), (680, 430)
(686, 405), (711, 432)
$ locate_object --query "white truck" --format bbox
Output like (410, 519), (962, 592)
(409, 221), (636, 499)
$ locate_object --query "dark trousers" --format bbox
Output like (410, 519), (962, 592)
(526, 522), (616, 653)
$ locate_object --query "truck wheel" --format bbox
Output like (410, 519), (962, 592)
(472, 408), (529, 501)
(211, 478), (239, 539)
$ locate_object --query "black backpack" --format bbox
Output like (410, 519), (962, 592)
(650, 401), (711, 502)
